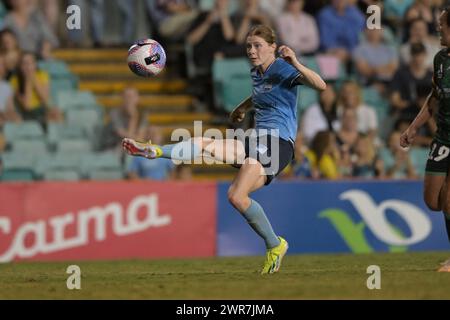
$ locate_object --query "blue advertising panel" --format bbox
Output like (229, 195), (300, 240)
(217, 181), (449, 256)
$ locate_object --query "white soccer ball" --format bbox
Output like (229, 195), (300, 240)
(127, 39), (166, 77)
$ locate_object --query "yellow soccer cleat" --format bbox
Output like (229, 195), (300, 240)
(122, 138), (163, 159)
(261, 237), (289, 275)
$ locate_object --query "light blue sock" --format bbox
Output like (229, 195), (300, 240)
(161, 141), (201, 161)
(242, 199), (280, 249)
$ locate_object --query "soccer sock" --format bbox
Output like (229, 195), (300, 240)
(444, 212), (450, 242)
(160, 141), (201, 161)
(242, 199), (281, 249)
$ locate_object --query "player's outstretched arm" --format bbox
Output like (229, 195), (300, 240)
(400, 92), (438, 148)
(278, 45), (327, 92)
(229, 96), (253, 123)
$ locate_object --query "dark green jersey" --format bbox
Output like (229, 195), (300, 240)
(433, 48), (450, 144)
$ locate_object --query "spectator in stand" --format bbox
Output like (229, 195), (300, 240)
(126, 126), (176, 181)
(352, 133), (380, 179)
(282, 132), (318, 179)
(335, 107), (359, 152)
(259, 0), (286, 24)
(384, 130), (418, 179)
(305, 131), (343, 180)
(276, 0), (320, 57)
(0, 29), (21, 79)
(101, 87), (147, 151)
(400, 18), (441, 70)
(396, 84), (436, 147)
(233, 0), (272, 45)
(0, 55), (21, 128)
(9, 52), (62, 126)
(353, 28), (398, 89)
(2, 0), (59, 58)
(186, 0), (235, 71)
(334, 80), (378, 140)
(389, 42), (432, 120)
(317, 0), (365, 64)
(383, 0), (414, 33)
(146, 0), (199, 41)
(403, 0), (439, 41)
(300, 84), (338, 145)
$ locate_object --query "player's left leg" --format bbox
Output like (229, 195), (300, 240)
(227, 159), (288, 274)
(438, 172), (450, 272)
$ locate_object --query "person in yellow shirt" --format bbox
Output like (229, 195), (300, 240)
(10, 52), (60, 126)
(305, 130), (342, 179)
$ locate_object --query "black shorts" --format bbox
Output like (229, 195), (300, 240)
(425, 139), (450, 175)
(237, 134), (294, 185)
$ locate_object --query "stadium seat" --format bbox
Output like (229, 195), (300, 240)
(297, 86), (319, 114)
(1, 152), (35, 171)
(410, 147), (429, 177)
(213, 58), (252, 111)
(88, 169), (123, 181)
(11, 140), (48, 155)
(56, 138), (92, 154)
(0, 169), (35, 181)
(47, 123), (86, 149)
(4, 121), (45, 142)
(80, 152), (122, 178)
(56, 90), (99, 111)
(43, 169), (80, 181)
(65, 109), (102, 136)
(34, 152), (82, 179)
(220, 76), (253, 112)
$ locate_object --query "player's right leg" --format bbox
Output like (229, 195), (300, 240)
(122, 137), (245, 164)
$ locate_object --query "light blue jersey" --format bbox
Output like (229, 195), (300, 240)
(251, 58), (301, 143)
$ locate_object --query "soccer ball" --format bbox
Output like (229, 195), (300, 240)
(127, 39), (166, 77)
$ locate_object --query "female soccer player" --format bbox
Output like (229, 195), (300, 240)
(400, 7), (450, 272)
(123, 25), (326, 274)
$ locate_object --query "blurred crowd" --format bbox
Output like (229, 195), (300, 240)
(0, 0), (448, 182)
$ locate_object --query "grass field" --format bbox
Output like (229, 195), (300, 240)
(1, 252), (450, 300)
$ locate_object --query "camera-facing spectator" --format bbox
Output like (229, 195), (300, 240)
(2, 0), (59, 58)
(0, 29), (22, 79)
(276, 0), (320, 57)
(9, 52), (62, 126)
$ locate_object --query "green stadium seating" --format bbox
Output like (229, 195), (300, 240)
(409, 147), (429, 177)
(56, 139), (92, 154)
(43, 170), (80, 181)
(65, 109), (102, 136)
(34, 152), (82, 179)
(56, 90), (99, 111)
(47, 123), (86, 149)
(1, 152), (35, 171)
(11, 140), (48, 155)
(88, 169), (123, 181)
(297, 86), (319, 114)
(0, 170), (34, 181)
(4, 121), (45, 142)
(80, 152), (122, 178)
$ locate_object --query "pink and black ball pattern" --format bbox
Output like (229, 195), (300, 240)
(127, 39), (166, 77)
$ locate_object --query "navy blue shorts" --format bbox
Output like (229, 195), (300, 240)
(235, 135), (294, 185)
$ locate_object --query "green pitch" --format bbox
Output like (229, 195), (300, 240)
(1, 252), (450, 299)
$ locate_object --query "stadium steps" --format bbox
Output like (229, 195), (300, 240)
(148, 113), (212, 125)
(54, 49), (126, 62)
(97, 94), (193, 111)
(79, 80), (187, 94)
